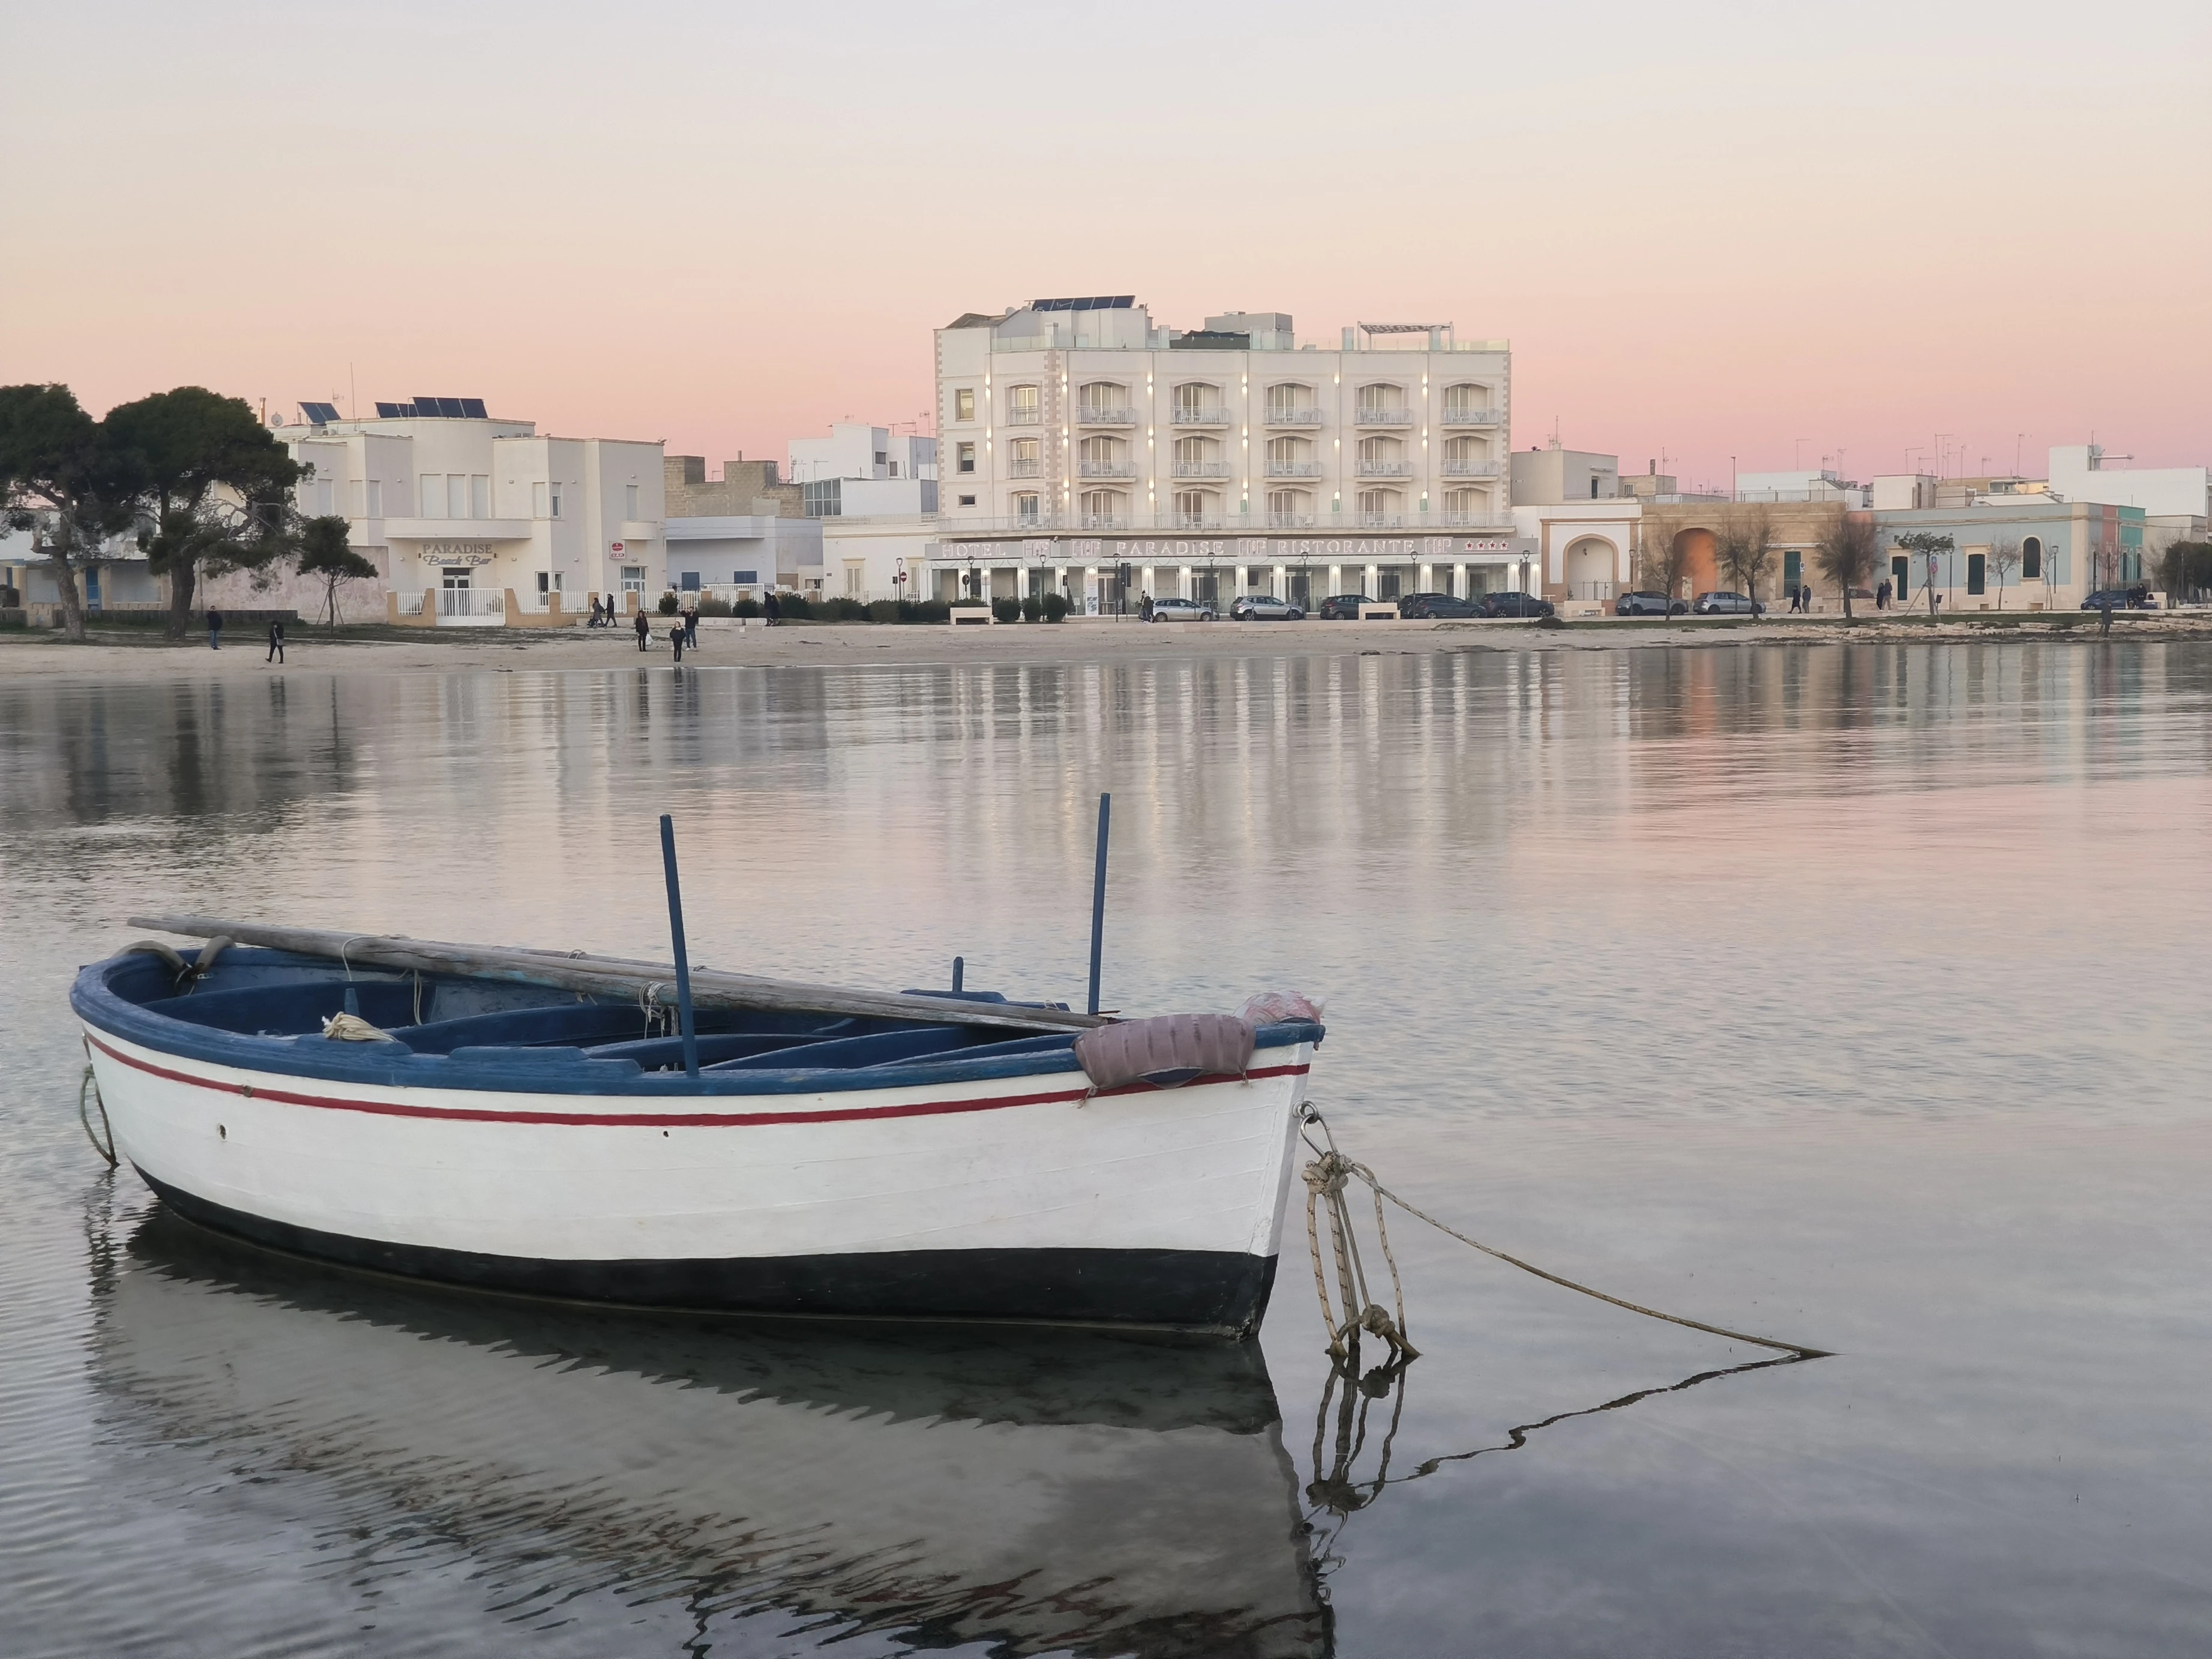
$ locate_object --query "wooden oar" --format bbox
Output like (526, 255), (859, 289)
(128, 915), (1107, 1035)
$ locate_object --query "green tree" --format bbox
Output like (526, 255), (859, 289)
(1813, 513), (1881, 620)
(104, 387), (302, 639)
(0, 384), (145, 642)
(296, 515), (378, 634)
(1893, 531), (1955, 617)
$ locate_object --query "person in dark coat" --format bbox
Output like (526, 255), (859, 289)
(683, 604), (699, 649)
(764, 591), (781, 627)
(206, 609), (223, 650)
(634, 608), (650, 651)
(669, 621), (685, 664)
(266, 618), (284, 663)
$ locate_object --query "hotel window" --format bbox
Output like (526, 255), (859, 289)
(954, 388), (976, 422)
(1173, 490), (1211, 522)
(625, 484), (640, 519)
(1078, 382), (1128, 416)
(1356, 385), (1406, 418)
(1006, 384), (1039, 423)
(1009, 437), (1041, 477)
(1267, 489), (1308, 521)
(471, 475), (490, 518)
(419, 474), (445, 516)
(957, 493), (976, 507)
(1267, 384), (1311, 418)
(1442, 384), (1487, 418)
(1014, 492), (1041, 523)
(550, 483), (563, 519)
(1080, 489), (1123, 525)
(366, 479), (382, 517)
(956, 441), (976, 474)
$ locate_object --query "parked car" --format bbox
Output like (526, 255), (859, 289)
(1479, 591), (1557, 619)
(1231, 594), (1305, 621)
(1399, 592), (1482, 618)
(2082, 588), (2157, 611)
(1614, 590), (1688, 617)
(1691, 591), (1765, 616)
(1147, 596), (1215, 622)
(1318, 594), (1372, 620)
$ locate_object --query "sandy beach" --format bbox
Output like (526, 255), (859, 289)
(2, 609), (2204, 680)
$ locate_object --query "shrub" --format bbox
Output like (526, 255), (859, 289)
(733, 595), (760, 617)
(913, 600), (951, 624)
(992, 595), (1021, 623)
(829, 596), (870, 622)
(777, 594), (814, 621)
(1020, 594), (1042, 622)
(1041, 592), (1069, 623)
(867, 600), (903, 624)
(657, 591), (679, 615)
(697, 595), (733, 618)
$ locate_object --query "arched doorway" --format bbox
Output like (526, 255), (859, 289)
(1672, 528), (1719, 595)
(1564, 536), (1619, 601)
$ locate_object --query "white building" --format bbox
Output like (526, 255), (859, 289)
(1510, 441), (1620, 504)
(664, 515), (823, 601)
(929, 298), (1518, 610)
(2047, 444), (2210, 521)
(789, 422), (938, 520)
(268, 398), (665, 621)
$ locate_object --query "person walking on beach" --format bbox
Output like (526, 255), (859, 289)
(669, 621), (686, 664)
(206, 609), (223, 650)
(1140, 591), (1153, 622)
(683, 604), (699, 649)
(634, 608), (650, 652)
(266, 618), (284, 663)
(764, 591), (781, 627)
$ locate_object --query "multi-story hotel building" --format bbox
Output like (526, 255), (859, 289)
(929, 298), (1521, 610)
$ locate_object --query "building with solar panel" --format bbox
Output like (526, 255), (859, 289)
(928, 298), (1521, 613)
(267, 399), (666, 625)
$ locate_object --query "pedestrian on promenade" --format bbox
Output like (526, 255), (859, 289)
(266, 618), (284, 663)
(669, 621), (686, 664)
(683, 604), (699, 649)
(765, 591), (781, 627)
(634, 609), (650, 652)
(206, 609), (223, 650)
(1140, 591), (1153, 622)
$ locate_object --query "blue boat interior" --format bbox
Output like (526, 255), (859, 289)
(92, 946), (1095, 1076)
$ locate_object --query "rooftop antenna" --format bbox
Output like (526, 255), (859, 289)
(349, 363), (357, 421)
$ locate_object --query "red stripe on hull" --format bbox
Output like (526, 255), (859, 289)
(83, 1031), (1309, 1129)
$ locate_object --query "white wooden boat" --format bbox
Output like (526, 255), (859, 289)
(74, 920), (1322, 1334)
(95, 1210), (1327, 1656)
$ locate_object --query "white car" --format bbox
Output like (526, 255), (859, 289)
(1231, 595), (1305, 621)
(1147, 597), (1216, 622)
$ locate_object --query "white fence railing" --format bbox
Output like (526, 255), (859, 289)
(1439, 406), (1503, 425)
(1264, 408), (1324, 425)
(434, 588), (505, 618)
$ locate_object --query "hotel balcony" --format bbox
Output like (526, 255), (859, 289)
(1441, 460), (1501, 478)
(1263, 408), (1324, 426)
(1164, 512), (1225, 530)
(1080, 513), (1128, 531)
(1076, 406), (1137, 426)
(1439, 406), (1503, 426)
(1078, 460), (1135, 478)
(1353, 408), (1414, 427)
(1003, 408), (1042, 425)
(1356, 461), (1412, 478)
(1434, 511), (1515, 529)
(1264, 460), (1320, 477)
(1355, 512), (1407, 528)
(383, 517), (532, 543)
(1008, 459), (1044, 477)
(1169, 407), (1232, 427)
(1264, 513), (1316, 528)
(1171, 461), (1231, 478)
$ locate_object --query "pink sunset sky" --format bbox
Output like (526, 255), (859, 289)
(5, 0), (2207, 492)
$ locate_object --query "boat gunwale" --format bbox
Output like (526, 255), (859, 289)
(72, 953), (1324, 1100)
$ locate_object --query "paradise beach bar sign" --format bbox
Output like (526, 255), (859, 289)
(419, 541), (494, 565)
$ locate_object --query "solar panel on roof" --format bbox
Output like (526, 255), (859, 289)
(442, 397), (468, 418)
(412, 397), (442, 417)
(300, 402), (340, 425)
(1031, 295), (1137, 313)
(374, 402), (406, 418)
(459, 397), (487, 419)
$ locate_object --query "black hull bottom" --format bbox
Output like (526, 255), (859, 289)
(138, 1171), (1280, 1335)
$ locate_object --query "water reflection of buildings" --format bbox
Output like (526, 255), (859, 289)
(93, 1213), (1327, 1658)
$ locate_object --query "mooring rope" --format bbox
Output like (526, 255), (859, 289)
(78, 1065), (116, 1169)
(1300, 1106), (1829, 1360)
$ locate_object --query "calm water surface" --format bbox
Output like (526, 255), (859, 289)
(3, 640), (2210, 1657)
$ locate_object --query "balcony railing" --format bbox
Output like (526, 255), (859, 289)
(1171, 461), (1230, 478)
(1357, 460), (1412, 477)
(1264, 460), (1320, 477)
(1076, 406), (1137, 425)
(1441, 460), (1501, 478)
(1354, 408), (1414, 426)
(1264, 407), (1324, 426)
(1434, 511), (1515, 529)
(1004, 408), (1042, 425)
(1078, 460), (1135, 478)
(1169, 406), (1232, 426)
(1440, 406), (1503, 426)
(1264, 513), (1316, 528)
(1080, 514), (1128, 531)
(1164, 512), (1225, 530)
(1008, 459), (1044, 477)
(1355, 513), (1407, 529)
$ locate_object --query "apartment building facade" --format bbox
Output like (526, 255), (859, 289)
(269, 400), (665, 622)
(928, 298), (1521, 609)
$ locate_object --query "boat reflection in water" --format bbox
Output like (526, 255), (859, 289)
(96, 1211), (1327, 1658)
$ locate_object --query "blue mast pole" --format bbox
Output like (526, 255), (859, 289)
(1087, 792), (1110, 1016)
(658, 813), (700, 1079)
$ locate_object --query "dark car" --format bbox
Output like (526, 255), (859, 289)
(1691, 591), (1765, 616)
(1479, 591), (1556, 619)
(1614, 590), (1688, 616)
(2082, 588), (2157, 611)
(1399, 591), (1481, 618)
(1318, 594), (1372, 620)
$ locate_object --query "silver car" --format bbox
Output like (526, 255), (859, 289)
(1147, 597), (1215, 622)
(1231, 594), (1305, 621)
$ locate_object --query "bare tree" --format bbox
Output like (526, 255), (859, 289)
(1986, 537), (2021, 611)
(1814, 513), (1881, 621)
(1635, 520), (1690, 610)
(1715, 507), (1775, 606)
